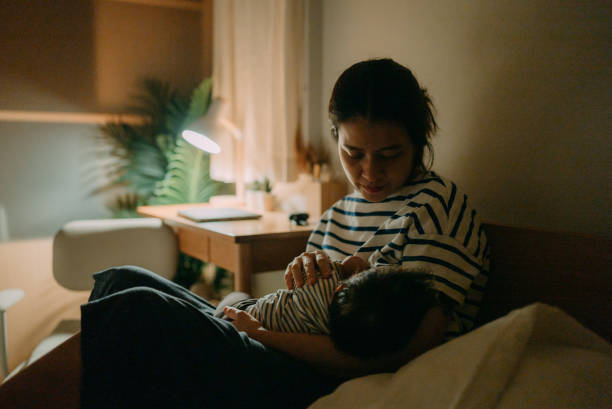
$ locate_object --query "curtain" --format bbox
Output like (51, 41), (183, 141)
(211, 0), (305, 184)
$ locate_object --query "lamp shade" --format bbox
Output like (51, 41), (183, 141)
(182, 129), (221, 154)
(181, 98), (228, 154)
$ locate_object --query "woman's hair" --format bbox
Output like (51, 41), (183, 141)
(328, 266), (438, 359)
(328, 58), (437, 176)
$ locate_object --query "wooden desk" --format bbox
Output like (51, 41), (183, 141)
(137, 203), (314, 293)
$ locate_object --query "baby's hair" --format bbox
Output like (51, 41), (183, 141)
(328, 265), (438, 358)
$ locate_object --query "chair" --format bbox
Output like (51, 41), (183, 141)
(0, 204), (9, 242)
(0, 217), (178, 380)
(0, 289), (24, 378)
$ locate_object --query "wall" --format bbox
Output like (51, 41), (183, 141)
(319, 0), (611, 236)
(0, 0), (209, 240)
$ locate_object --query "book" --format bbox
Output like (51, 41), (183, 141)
(177, 207), (262, 222)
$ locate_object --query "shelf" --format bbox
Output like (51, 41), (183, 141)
(104, 0), (203, 11)
(0, 110), (143, 125)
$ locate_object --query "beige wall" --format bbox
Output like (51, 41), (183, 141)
(319, 0), (611, 235)
(0, 0), (205, 113)
(94, 1), (205, 110)
(0, 0), (210, 240)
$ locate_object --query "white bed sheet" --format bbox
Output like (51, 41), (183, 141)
(309, 303), (612, 409)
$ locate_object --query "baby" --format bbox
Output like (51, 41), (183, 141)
(217, 257), (439, 359)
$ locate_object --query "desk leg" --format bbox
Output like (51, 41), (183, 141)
(234, 243), (253, 294)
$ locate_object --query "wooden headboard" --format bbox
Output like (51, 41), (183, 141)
(476, 223), (612, 342)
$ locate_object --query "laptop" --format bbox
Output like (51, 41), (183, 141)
(178, 207), (262, 222)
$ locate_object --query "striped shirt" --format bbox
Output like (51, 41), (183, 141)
(245, 266), (342, 334)
(306, 172), (490, 338)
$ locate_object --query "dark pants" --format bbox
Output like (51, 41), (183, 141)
(80, 266), (338, 409)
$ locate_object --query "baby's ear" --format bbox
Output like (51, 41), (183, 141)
(340, 256), (369, 277)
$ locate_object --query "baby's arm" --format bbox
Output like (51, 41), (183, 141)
(226, 305), (448, 377)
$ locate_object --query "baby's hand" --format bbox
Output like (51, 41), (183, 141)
(223, 306), (264, 337)
(339, 256), (369, 278)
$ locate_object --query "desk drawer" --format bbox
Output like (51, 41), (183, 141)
(177, 227), (209, 261)
(209, 238), (238, 273)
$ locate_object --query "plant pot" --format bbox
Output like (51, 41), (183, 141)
(260, 192), (276, 211)
(246, 190), (275, 211)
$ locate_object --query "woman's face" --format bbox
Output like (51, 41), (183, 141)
(337, 118), (415, 202)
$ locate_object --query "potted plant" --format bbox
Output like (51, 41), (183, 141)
(91, 78), (224, 290)
(245, 177), (275, 211)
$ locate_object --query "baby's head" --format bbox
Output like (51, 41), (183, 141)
(328, 265), (437, 359)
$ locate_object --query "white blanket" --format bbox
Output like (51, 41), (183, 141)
(309, 303), (612, 409)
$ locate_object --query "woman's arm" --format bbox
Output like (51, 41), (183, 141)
(225, 305), (448, 378)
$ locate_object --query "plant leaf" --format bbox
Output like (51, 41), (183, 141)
(151, 138), (220, 204)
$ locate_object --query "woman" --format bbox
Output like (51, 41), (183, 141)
(284, 58), (488, 341)
(0, 58), (487, 409)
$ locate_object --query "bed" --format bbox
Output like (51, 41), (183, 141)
(308, 223), (612, 408)
(2, 222), (610, 408)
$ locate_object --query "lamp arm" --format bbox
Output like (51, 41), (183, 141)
(218, 117), (242, 140)
(217, 117), (245, 201)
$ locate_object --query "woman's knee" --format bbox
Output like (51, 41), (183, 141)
(85, 286), (173, 329)
(89, 265), (162, 300)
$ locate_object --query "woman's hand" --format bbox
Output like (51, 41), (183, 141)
(284, 250), (332, 289)
(223, 306), (265, 338)
(339, 256), (369, 278)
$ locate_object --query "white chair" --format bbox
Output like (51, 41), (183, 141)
(0, 217), (179, 381)
(0, 204), (9, 242)
(0, 289), (24, 378)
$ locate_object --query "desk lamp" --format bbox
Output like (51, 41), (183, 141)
(182, 97), (244, 196)
(181, 98), (256, 220)
(182, 98), (237, 153)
